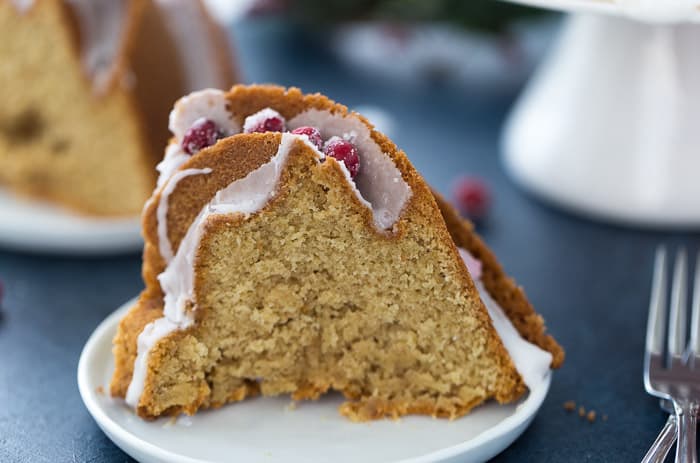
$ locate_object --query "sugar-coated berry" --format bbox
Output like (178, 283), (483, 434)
(291, 126), (323, 150)
(323, 137), (360, 179)
(243, 108), (286, 134)
(453, 177), (491, 220)
(182, 118), (222, 155)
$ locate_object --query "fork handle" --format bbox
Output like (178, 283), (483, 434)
(642, 415), (677, 463)
(676, 408), (698, 463)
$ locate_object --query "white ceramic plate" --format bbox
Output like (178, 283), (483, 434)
(0, 188), (141, 254)
(78, 298), (551, 463)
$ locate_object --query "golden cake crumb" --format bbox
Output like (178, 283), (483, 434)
(578, 406), (586, 417)
(587, 410), (596, 423)
(96, 386), (104, 395)
(563, 400), (576, 412)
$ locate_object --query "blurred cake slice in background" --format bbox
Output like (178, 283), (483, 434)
(0, 0), (239, 216)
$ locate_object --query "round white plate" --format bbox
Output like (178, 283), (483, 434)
(78, 298), (551, 463)
(0, 188), (141, 254)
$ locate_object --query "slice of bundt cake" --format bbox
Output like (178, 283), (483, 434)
(0, 0), (238, 215)
(110, 85), (563, 421)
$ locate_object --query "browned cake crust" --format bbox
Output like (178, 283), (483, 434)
(0, 0), (237, 216)
(111, 85), (562, 421)
(433, 193), (564, 368)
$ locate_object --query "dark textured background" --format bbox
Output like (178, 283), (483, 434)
(1, 18), (698, 462)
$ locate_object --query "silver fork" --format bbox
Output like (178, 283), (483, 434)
(644, 247), (700, 463)
(642, 399), (676, 463)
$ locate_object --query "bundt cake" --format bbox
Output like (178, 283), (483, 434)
(110, 85), (564, 421)
(0, 0), (238, 216)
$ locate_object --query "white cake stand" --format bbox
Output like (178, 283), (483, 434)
(502, 0), (700, 227)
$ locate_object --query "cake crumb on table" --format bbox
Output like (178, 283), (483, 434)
(566, 401), (605, 423)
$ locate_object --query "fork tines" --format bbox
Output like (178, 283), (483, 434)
(647, 247), (700, 364)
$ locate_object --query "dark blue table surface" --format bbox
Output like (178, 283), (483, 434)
(2, 18), (699, 463)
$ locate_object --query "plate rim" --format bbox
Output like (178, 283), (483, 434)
(78, 297), (551, 463)
(0, 188), (142, 255)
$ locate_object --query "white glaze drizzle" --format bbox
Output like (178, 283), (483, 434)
(457, 248), (552, 390)
(168, 89), (238, 146)
(288, 108), (412, 230)
(125, 316), (187, 407)
(150, 90), (239, 263)
(10, 0), (34, 13)
(65, 0), (129, 94)
(155, 0), (230, 91)
(243, 108), (285, 133)
(157, 167), (213, 263)
(458, 247), (482, 279)
(156, 144), (192, 190)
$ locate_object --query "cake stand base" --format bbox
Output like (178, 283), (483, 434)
(503, 14), (700, 228)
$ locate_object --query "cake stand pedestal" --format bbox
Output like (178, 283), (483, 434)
(502, 1), (700, 227)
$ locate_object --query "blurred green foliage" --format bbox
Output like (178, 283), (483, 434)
(291, 0), (544, 34)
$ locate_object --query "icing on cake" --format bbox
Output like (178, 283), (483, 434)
(126, 316), (185, 406)
(243, 108), (285, 134)
(458, 248), (552, 390)
(168, 89), (238, 143)
(157, 167), (213, 263)
(65, 0), (129, 94)
(155, 0), (230, 91)
(288, 109), (411, 230)
(157, 89), (238, 188)
(10, 0), (34, 13)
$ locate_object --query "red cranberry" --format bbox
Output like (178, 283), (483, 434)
(182, 118), (222, 155)
(291, 126), (323, 150)
(243, 108), (286, 133)
(324, 137), (360, 179)
(453, 177), (491, 220)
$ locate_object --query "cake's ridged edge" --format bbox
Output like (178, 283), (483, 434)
(433, 192), (565, 368)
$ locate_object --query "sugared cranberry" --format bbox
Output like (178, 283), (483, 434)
(243, 108), (286, 133)
(453, 177), (491, 220)
(291, 126), (323, 150)
(323, 137), (360, 179)
(182, 118), (222, 155)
